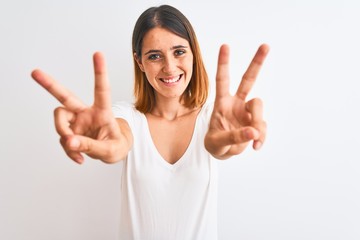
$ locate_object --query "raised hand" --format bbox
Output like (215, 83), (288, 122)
(204, 44), (270, 159)
(31, 53), (131, 164)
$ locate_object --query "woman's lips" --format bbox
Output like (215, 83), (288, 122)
(159, 74), (182, 83)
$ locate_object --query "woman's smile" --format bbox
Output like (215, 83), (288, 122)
(159, 74), (183, 84)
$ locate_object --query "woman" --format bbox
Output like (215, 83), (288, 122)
(31, 4), (269, 240)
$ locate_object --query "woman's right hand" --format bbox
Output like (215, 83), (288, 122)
(31, 52), (132, 164)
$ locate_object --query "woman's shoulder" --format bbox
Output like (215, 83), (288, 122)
(112, 101), (140, 119)
(112, 100), (134, 109)
(199, 101), (214, 121)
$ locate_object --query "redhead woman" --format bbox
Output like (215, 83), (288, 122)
(31, 5), (269, 240)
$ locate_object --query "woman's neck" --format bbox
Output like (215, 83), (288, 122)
(149, 96), (197, 121)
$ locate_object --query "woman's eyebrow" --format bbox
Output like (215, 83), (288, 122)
(171, 45), (188, 50)
(144, 45), (188, 55)
(144, 49), (161, 55)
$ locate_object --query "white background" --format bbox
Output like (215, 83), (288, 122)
(1, 0), (359, 239)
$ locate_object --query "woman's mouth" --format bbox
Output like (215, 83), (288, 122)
(159, 74), (183, 84)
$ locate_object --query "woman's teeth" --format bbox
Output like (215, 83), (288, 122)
(161, 75), (181, 83)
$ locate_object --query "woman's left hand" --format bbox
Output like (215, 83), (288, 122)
(205, 44), (270, 159)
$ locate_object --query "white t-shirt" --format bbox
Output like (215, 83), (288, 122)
(112, 101), (218, 240)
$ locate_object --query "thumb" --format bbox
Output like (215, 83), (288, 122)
(68, 136), (81, 149)
(204, 127), (259, 159)
(66, 135), (118, 163)
(209, 127), (260, 147)
(205, 127), (260, 158)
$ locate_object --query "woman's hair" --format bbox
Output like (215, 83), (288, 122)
(132, 5), (209, 113)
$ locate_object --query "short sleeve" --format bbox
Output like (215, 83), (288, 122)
(112, 101), (136, 129)
(201, 101), (214, 125)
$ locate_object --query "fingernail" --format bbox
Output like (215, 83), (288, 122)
(245, 129), (259, 140)
(76, 158), (84, 164)
(69, 138), (80, 149)
(245, 129), (253, 140)
(254, 141), (262, 150)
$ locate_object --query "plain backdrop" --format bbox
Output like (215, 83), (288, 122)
(1, 0), (359, 239)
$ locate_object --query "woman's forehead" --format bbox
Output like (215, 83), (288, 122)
(142, 27), (190, 51)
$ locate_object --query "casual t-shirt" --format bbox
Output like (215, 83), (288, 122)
(112, 101), (218, 240)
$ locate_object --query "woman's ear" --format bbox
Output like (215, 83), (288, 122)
(134, 53), (145, 72)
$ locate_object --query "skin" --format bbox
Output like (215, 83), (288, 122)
(205, 44), (269, 159)
(31, 27), (269, 164)
(134, 27), (199, 164)
(135, 27), (194, 108)
(31, 53), (132, 164)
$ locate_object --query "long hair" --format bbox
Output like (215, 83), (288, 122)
(132, 5), (209, 113)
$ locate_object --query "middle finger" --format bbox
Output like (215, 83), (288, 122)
(236, 44), (269, 100)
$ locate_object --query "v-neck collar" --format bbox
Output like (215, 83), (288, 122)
(141, 106), (204, 170)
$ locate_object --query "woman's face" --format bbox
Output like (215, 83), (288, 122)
(135, 27), (193, 102)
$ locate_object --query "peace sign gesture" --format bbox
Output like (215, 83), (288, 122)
(205, 44), (270, 159)
(31, 53), (132, 164)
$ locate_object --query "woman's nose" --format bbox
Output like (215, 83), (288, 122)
(162, 57), (177, 74)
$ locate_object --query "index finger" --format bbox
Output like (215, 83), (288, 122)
(215, 44), (231, 99)
(93, 52), (112, 110)
(236, 44), (270, 100)
(31, 69), (86, 112)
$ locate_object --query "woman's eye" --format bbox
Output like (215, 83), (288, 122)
(175, 49), (185, 56)
(148, 54), (161, 60)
